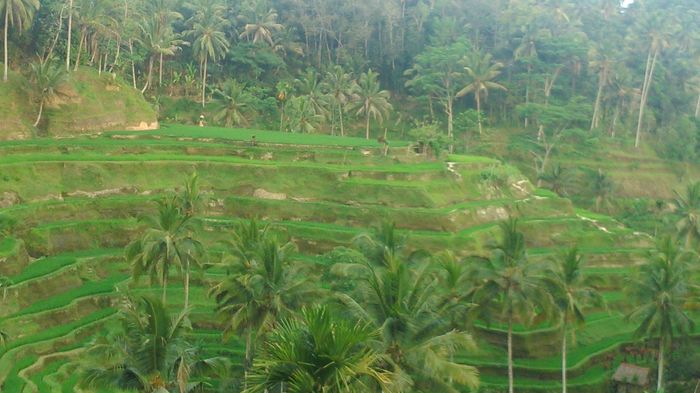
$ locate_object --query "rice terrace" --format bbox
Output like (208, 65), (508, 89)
(0, 0), (699, 392)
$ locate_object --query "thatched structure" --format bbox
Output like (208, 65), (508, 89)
(612, 363), (650, 393)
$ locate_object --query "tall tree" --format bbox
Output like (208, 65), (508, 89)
(672, 181), (700, 248)
(549, 248), (601, 393)
(212, 79), (252, 127)
(185, 0), (229, 107)
(470, 218), (551, 393)
(355, 69), (392, 140)
(1, 0), (39, 81)
(457, 50), (506, 135)
(627, 236), (696, 392)
(323, 65), (357, 136)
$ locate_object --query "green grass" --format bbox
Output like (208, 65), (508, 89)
(106, 123), (410, 147)
(9, 249), (119, 285)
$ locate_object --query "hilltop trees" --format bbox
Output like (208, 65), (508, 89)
(1, 0), (39, 81)
(457, 50), (506, 135)
(28, 59), (67, 127)
(355, 69), (392, 140)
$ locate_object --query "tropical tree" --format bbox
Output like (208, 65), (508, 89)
(212, 80), (252, 127)
(244, 306), (394, 393)
(627, 236), (697, 393)
(434, 250), (475, 330)
(79, 296), (228, 392)
(323, 65), (357, 136)
(457, 50), (506, 135)
(470, 218), (551, 393)
(334, 251), (479, 391)
(184, 0), (229, 107)
(1, 0), (39, 81)
(238, 7), (283, 47)
(405, 40), (469, 137)
(28, 60), (67, 127)
(537, 164), (571, 197)
(352, 221), (406, 267)
(672, 181), (700, 248)
(138, 14), (185, 92)
(0, 275), (12, 302)
(210, 235), (314, 383)
(355, 69), (392, 140)
(589, 169), (614, 212)
(126, 196), (202, 309)
(549, 247), (601, 393)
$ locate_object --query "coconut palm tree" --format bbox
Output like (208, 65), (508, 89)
(0, 275), (12, 302)
(294, 68), (328, 121)
(210, 236), (314, 382)
(1, 0), (39, 81)
(335, 253), (479, 392)
(323, 65), (358, 136)
(184, 0), (229, 107)
(244, 306), (394, 393)
(238, 7), (283, 47)
(673, 181), (700, 248)
(434, 250), (475, 330)
(138, 14), (185, 93)
(627, 236), (696, 393)
(457, 50), (506, 135)
(589, 169), (614, 212)
(352, 221), (406, 267)
(537, 164), (571, 197)
(355, 69), (392, 140)
(470, 218), (551, 393)
(126, 196), (202, 310)
(178, 172), (200, 219)
(79, 296), (228, 392)
(212, 79), (252, 127)
(549, 247), (602, 393)
(28, 59), (67, 127)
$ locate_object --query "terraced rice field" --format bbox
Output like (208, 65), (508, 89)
(0, 126), (674, 392)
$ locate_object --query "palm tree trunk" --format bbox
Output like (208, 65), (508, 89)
(446, 94), (454, 138)
(3, 7), (9, 82)
(338, 103), (345, 137)
(657, 336), (665, 392)
(562, 328), (567, 393)
(591, 71), (605, 130)
(66, 0), (73, 71)
(635, 47), (659, 148)
(365, 104), (371, 140)
(74, 30), (85, 72)
(508, 317), (514, 393)
(694, 93), (700, 118)
(162, 273), (168, 304)
(33, 101), (44, 127)
(475, 91), (483, 135)
(183, 266), (190, 311)
(201, 56), (207, 108)
(45, 6), (65, 63)
(129, 40), (136, 89)
(159, 52), (163, 87)
(141, 55), (154, 93)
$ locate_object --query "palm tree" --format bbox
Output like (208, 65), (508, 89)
(335, 254), (479, 392)
(537, 164), (571, 197)
(627, 237), (696, 392)
(323, 65), (357, 136)
(212, 80), (251, 127)
(1, 0), (39, 81)
(178, 172), (200, 219)
(294, 68), (328, 121)
(470, 218), (551, 393)
(352, 221), (406, 267)
(28, 60), (67, 127)
(184, 0), (229, 107)
(210, 236), (313, 382)
(80, 296), (228, 392)
(138, 14), (185, 93)
(589, 169), (614, 212)
(355, 69), (392, 140)
(127, 196), (202, 309)
(238, 8), (283, 47)
(457, 50), (506, 135)
(244, 306), (394, 393)
(672, 181), (700, 248)
(549, 247), (601, 393)
(434, 250), (475, 330)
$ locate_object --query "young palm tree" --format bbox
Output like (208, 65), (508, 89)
(627, 236), (696, 393)
(434, 250), (475, 330)
(212, 79), (252, 127)
(355, 69), (392, 140)
(323, 65), (358, 136)
(549, 247), (601, 393)
(352, 221), (406, 267)
(457, 50), (506, 135)
(0, 275), (12, 302)
(294, 68), (328, 121)
(537, 164), (571, 197)
(589, 169), (614, 212)
(336, 253), (479, 391)
(126, 196), (202, 309)
(672, 181), (700, 248)
(210, 236), (314, 381)
(178, 172), (200, 219)
(184, 0), (229, 107)
(28, 60), (67, 127)
(79, 296), (228, 392)
(470, 218), (551, 393)
(244, 306), (393, 393)
(1, 0), (39, 81)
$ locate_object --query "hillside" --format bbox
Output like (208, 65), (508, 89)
(0, 69), (157, 140)
(0, 126), (687, 393)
